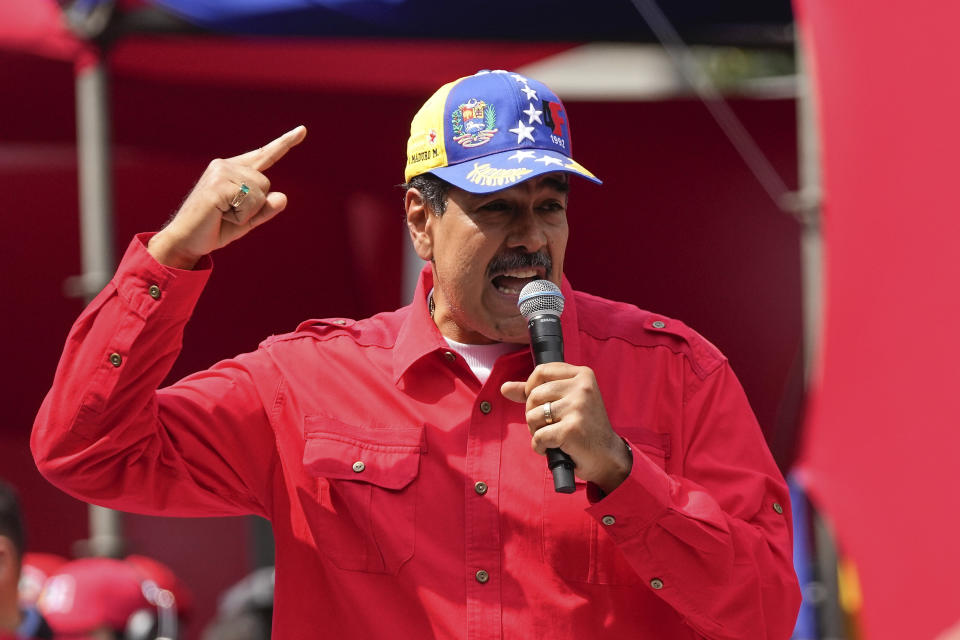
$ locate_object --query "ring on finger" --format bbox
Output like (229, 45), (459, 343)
(543, 401), (554, 425)
(229, 182), (251, 210)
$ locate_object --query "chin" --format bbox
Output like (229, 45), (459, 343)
(487, 319), (530, 344)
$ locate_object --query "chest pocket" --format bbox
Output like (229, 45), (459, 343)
(301, 416), (425, 574)
(542, 426), (670, 585)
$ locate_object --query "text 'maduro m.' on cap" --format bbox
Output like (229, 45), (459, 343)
(405, 70), (601, 194)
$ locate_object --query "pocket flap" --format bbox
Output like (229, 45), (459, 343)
(303, 417), (425, 490)
(617, 426), (671, 459)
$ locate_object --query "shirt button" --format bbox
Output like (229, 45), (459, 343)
(479, 401), (492, 414)
(334, 319), (347, 325)
(109, 353), (122, 367)
(650, 578), (664, 590)
(148, 284), (161, 300)
(352, 461), (365, 473)
(474, 481), (488, 495)
(772, 502), (784, 514)
(652, 320), (666, 329)
(444, 351), (456, 362)
(475, 570), (490, 584)
(601, 515), (616, 526)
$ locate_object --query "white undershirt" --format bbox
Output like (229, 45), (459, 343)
(443, 336), (523, 384)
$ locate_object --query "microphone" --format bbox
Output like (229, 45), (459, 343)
(518, 280), (576, 494)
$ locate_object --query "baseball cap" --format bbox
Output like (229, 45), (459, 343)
(37, 558), (151, 637)
(18, 552), (68, 606)
(405, 69), (601, 194)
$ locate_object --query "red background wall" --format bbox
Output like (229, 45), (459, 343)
(0, 42), (801, 637)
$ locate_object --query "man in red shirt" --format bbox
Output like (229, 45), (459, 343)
(33, 70), (800, 638)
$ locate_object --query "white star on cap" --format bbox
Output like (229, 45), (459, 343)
(520, 85), (539, 101)
(535, 155), (563, 166)
(508, 150), (537, 162)
(509, 120), (535, 144)
(523, 104), (543, 125)
(512, 74), (527, 84)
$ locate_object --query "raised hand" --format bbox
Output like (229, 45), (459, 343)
(148, 126), (307, 269)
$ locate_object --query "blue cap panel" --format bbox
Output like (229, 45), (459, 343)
(442, 71), (574, 165)
(405, 69), (600, 193)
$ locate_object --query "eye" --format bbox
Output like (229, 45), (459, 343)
(537, 200), (565, 213)
(478, 200), (511, 212)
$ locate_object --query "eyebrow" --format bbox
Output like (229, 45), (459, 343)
(540, 176), (570, 194)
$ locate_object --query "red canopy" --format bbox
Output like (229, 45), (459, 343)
(0, 0), (91, 62)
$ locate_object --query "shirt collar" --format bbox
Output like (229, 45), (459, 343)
(391, 264), (582, 384)
(392, 263), (448, 385)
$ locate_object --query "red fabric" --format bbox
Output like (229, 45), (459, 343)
(795, 1), (960, 638)
(124, 555), (194, 621)
(37, 558), (150, 635)
(0, 0), (90, 62)
(33, 233), (798, 639)
(109, 37), (576, 94)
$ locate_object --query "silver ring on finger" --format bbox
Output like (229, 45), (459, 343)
(229, 182), (251, 210)
(543, 401), (554, 425)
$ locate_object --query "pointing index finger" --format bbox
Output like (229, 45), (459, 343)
(231, 125), (307, 171)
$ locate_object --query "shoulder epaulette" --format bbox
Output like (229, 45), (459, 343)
(259, 318), (358, 348)
(640, 315), (724, 379)
(575, 292), (725, 379)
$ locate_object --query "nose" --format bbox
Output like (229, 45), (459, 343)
(506, 207), (547, 253)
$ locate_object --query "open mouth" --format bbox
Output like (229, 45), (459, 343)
(491, 269), (545, 295)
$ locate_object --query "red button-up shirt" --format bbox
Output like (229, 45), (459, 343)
(33, 234), (800, 639)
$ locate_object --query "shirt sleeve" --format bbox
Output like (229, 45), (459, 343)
(585, 361), (801, 640)
(31, 233), (279, 519)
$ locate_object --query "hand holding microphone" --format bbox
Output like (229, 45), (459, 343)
(500, 280), (633, 495)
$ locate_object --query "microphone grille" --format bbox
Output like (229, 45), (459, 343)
(518, 280), (565, 319)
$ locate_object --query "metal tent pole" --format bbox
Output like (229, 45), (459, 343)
(795, 29), (824, 385)
(795, 25), (853, 640)
(75, 55), (123, 558)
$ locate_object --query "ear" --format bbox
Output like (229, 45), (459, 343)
(405, 187), (435, 262)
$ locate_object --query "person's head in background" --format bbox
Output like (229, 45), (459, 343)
(0, 480), (27, 634)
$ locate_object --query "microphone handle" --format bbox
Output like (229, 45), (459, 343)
(529, 315), (576, 494)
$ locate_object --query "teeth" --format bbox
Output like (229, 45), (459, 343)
(491, 270), (541, 296)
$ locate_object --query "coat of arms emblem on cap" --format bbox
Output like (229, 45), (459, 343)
(451, 99), (498, 148)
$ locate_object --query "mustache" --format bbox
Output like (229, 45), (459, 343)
(486, 251), (552, 277)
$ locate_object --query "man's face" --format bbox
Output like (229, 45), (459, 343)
(413, 173), (570, 344)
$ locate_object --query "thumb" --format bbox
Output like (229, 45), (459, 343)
(500, 381), (527, 404)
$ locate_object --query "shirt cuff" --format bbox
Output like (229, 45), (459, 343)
(585, 434), (674, 541)
(113, 232), (213, 320)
